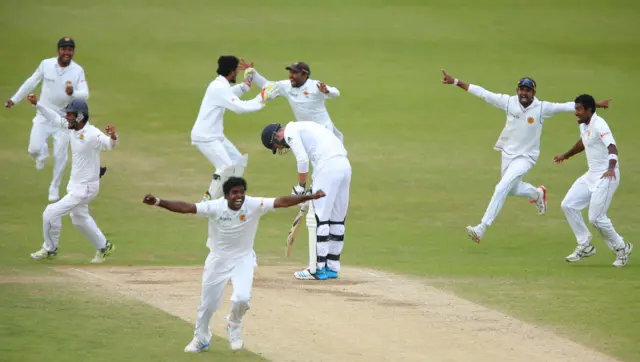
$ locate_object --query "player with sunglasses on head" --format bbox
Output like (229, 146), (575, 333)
(441, 69), (612, 243)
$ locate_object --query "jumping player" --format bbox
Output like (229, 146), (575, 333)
(554, 94), (632, 267)
(142, 177), (325, 352)
(441, 69), (611, 243)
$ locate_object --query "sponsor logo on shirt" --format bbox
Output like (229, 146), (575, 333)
(219, 216), (232, 222)
(600, 131), (610, 139)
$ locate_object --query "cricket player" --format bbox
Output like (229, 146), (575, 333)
(142, 177), (326, 352)
(5, 37), (89, 202)
(261, 121), (351, 280)
(554, 94), (632, 267)
(191, 56), (276, 202)
(242, 60), (345, 143)
(26, 93), (117, 263)
(441, 69), (612, 243)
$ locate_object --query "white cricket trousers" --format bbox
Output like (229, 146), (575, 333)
(42, 182), (108, 252)
(194, 251), (256, 344)
(193, 138), (247, 199)
(29, 115), (69, 191)
(481, 154), (539, 226)
(310, 157), (351, 272)
(561, 170), (625, 250)
(193, 138), (243, 170)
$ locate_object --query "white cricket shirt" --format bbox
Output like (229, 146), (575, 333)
(191, 76), (263, 143)
(579, 113), (618, 187)
(283, 121), (348, 173)
(36, 104), (118, 186)
(468, 84), (575, 162)
(251, 70), (340, 129)
(12, 57), (88, 119)
(196, 196), (276, 257)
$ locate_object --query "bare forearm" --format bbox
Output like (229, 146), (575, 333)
(455, 79), (470, 91)
(274, 194), (315, 208)
(564, 139), (585, 159)
(607, 144), (618, 170)
(157, 199), (197, 214)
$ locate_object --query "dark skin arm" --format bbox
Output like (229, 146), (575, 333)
(142, 191), (326, 213)
(142, 195), (197, 213)
(441, 69), (470, 91)
(553, 139), (585, 163)
(601, 144), (618, 180)
(274, 191), (325, 208)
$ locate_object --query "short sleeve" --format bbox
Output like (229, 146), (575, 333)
(247, 197), (276, 216)
(596, 122), (616, 147)
(196, 200), (221, 217)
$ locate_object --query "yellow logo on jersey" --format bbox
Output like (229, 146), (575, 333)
(527, 117), (535, 124)
(239, 214), (246, 222)
(79, 134), (84, 140)
(587, 131), (591, 137)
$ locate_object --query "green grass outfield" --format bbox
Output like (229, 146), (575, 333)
(1, 0), (640, 361)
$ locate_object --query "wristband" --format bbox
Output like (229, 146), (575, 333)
(454, 79), (459, 85)
(155, 198), (161, 206)
(608, 154), (618, 161)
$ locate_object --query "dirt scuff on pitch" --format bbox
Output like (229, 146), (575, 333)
(63, 264), (619, 362)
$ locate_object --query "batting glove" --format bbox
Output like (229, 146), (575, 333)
(291, 183), (306, 196)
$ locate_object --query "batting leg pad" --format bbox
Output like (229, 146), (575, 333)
(327, 221), (345, 272)
(305, 201), (318, 274)
(205, 165), (235, 201)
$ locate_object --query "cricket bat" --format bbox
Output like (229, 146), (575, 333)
(285, 201), (309, 257)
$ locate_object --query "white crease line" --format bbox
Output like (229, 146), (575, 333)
(70, 268), (112, 281)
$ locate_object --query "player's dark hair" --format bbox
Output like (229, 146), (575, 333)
(217, 56), (240, 76)
(223, 177), (247, 197)
(575, 94), (596, 113)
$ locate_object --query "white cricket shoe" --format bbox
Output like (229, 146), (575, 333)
(30, 247), (57, 260)
(91, 241), (115, 263)
(226, 320), (244, 351)
(184, 337), (210, 353)
(35, 159), (45, 171)
(294, 268), (328, 280)
(565, 243), (596, 262)
(465, 225), (484, 243)
(531, 185), (547, 215)
(613, 242), (633, 267)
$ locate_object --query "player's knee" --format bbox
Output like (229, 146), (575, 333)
(560, 198), (572, 212)
(233, 293), (251, 305)
(42, 206), (56, 221)
(70, 212), (86, 226)
(589, 215), (607, 228)
(27, 146), (40, 158)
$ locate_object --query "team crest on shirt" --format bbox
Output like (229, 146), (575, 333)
(239, 214), (246, 222)
(587, 131), (591, 137)
(79, 134), (85, 140)
(527, 117), (535, 124)
(303, 91), (309, 97)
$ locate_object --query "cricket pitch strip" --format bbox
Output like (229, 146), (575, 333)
(62, 263), (619, 362)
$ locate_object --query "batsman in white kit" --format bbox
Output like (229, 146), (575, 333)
(142, 177), (326, 352)
(261, 121), (352, 280)
(5, 37), (91, 202)
(242, 60), (345, 143)
(191, 55), (276, 202)
(554, 94), (632, 267)
(26, 94), (117, 263)
(441, 69), (612, 243)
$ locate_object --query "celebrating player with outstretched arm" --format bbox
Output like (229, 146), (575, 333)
(190, 55), (277, 202)
(26, 93), (118, 263)
(242, 60), (345, 143)
(142, 177), (325, 353)
(261, 121), (352, 280)
(441, 69), (612, 243)
(554, 94), (632, 267)
(5, 37), (93, 202)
